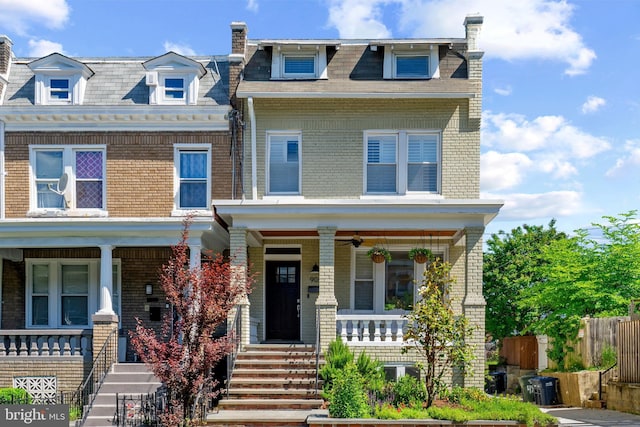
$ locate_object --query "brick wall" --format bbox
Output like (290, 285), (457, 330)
(244, 98), (480, 199)
(3, 131), (232, 218)
(0, 358), (87, 393)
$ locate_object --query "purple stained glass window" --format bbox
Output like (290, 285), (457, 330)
(75, 151), (104, 208)
(76, 151), (102, 179)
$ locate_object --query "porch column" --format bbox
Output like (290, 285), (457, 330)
(316, 227), (338, 351)
(463, 227), (485, 388)
(97, 245), (115, 315)
(189, 243), (201, 270)
(229, 227), (250, 349)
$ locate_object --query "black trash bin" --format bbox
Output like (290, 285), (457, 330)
(519, 374), (537, 402)
(530, 376), (559, 405)
(487, 371), (507, 394)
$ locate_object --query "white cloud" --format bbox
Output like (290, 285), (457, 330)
(494, 85), (512, 96)
(581, 96), (606, 114)
(163, 42), (197, 56)
(481, 151), (532, 191)
(482, 190), (584, 220)
(606, 140), (640, 177)
(326, 0), (596, 75)
(327, 0), (392, 38)
(28, 39), (64, 56)
(247, 0), (259, 12)
(0, 0), (70, 35)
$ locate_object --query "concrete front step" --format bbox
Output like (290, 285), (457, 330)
(227, 388), (319, 399)
(217, 398), (324, 410)
(97, 381), (162, 394)
(232, 368), (318, 379)
(111, 362), (156, 373)
(229, 378), (318, 389)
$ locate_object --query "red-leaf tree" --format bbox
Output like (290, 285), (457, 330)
(129, 220), (251, 426)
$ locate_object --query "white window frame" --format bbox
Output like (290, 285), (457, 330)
(28, 145), (107, 216)
(363, 130), (441, 196)
(173, 143), (212, 215)
(349, 246), (447, 313)
(160, 74), (188, 104)
(266, 131), (302, 196)
(271, 47), (328, 80)
(36, 74), (82, 105)
(25, 259), (121, 328)
(383, 45), (440, 80)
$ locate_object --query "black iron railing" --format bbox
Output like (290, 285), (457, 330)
(315, 306), (321, 394)
(72, 327), (118, 426)
(599, 362), (617, 400)
(115, 389), (166, 427)
(226, 305), (242, 398)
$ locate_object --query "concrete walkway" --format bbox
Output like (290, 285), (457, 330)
(543, 407), (640, 426)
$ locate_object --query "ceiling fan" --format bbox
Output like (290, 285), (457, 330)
(340, 232), (364, 247)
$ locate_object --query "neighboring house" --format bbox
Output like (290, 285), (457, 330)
(215, 16), (502, 387)
(0, 36), (234, 396)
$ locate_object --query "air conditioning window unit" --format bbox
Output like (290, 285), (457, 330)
(145, 71), (158, 86)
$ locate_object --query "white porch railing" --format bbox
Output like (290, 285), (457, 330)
(0, 329), (92, 357)
(336, 314), (407, 346)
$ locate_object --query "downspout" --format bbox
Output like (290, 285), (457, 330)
(247, 96), (257, 200)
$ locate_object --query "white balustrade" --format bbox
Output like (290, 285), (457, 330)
(0, 330), (92, 357)
(336, 314), (408, 346)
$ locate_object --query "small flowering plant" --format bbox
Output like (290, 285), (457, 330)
(367, 246), (392, 263)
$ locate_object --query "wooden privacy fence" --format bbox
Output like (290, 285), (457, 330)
(500, 336), (538, 369)
(577, 316), (629, 368)
(618, 320), (640, 383)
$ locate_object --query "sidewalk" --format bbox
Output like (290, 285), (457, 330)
(543, 407), (640, 426)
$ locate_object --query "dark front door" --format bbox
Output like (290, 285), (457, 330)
(265, 261), (300, 341)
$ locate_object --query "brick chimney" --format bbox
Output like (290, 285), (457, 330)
(464, 15), (483, 51)
(0, 35), (13, 77)
(229, 22), (247, 107)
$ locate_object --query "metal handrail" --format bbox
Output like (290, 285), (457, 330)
(315, 306), (321, 394)
(599, 362), (617, 400)
(73, 327), (118, 427)
(226, 305), (242, 398)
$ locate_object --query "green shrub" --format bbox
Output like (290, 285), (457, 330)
(355, 351), (385, 394)
(599, 345), (617, 368)
(0, 388), (31, 404)
(320, 339), (354, 393)
(445, 386), (489, 404)
(328, 363), (370, 418)
(392, 375), (427, 406)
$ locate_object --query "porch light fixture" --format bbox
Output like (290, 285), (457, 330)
(145, 283), (153, 295)
(309, 264), (319, 283)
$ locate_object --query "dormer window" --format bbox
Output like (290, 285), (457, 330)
(143, 52), (207, 106)
(28, 53), (94, 105)
(267, 42), (335, 80)
(379, 43), (440, 80)
(49, 78), (70, 102)
(164, 77), (185, 100)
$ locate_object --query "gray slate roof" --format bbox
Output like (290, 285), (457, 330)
(3, 56), (229, 107)
(237, 42), (475, 98)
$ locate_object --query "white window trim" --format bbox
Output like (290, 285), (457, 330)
(25, 259), (112, 328)
(28, 145), (107, 217)
(266, 131), (302, 196)
(271, 47), (328, 80)
(349, 245), (447, 313)
(149, 72), (198, 105)
(383, 45), (440, 80)
(35, 73), (85, 105)
(172, 143), (212, 216)
(363, 130), (441, 196)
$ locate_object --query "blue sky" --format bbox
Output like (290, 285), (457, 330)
(2, 0), (639, 237)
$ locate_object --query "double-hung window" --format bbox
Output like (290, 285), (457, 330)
(31, 146), (106, 212)
(365, 131), (440, 195)
(27, 259), (120, 328)
(49, 78), (71, 103)
(267, 132), (301, 195)
(174, 144), (211, 211)
(163, 76), (186, 102)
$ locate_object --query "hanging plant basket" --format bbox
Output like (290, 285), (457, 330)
(409, 248), (433, 264)
(367, 247), (391, 263)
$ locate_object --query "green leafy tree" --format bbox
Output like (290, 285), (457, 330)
(403, 258), (475, 408)
(521, 211), (640, 368)
(483, 220), (567, 340)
